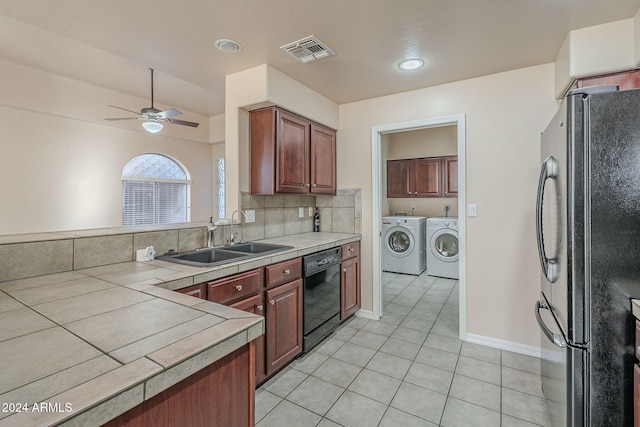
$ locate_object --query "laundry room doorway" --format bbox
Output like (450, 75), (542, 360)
(371, 114), (467, 341)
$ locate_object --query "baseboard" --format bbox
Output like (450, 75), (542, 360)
(465, 333), (541, 358)
(354, 309), (377, 320)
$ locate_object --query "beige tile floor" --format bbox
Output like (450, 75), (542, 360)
(256, 271), (552, 427)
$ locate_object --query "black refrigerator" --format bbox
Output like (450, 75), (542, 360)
(536, 85), (640, 426)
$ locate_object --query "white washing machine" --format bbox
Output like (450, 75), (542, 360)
(427, 217), (459, 279)
(382, 216), (426, 275)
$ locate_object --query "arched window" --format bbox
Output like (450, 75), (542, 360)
(122, 153), (191, 226)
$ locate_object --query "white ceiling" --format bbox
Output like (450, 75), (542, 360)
(1, 0), (640, 117)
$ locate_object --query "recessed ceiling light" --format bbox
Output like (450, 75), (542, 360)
(215, 39), (242, 53)
(398, 58), (425, 71)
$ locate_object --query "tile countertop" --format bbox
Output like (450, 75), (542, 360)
(0, 232), (360, 427)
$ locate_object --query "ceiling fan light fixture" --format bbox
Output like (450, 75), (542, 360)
(215, 39), (242, 53)
(142, 120), (164, 133)
(398, 58), (425, 71)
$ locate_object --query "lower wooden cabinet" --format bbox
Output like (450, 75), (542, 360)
(101, 344), (255, 427)
(340, 241), (361, 321)
(230, 294), (267, 384)
(265, 278), (303, 376)
(175, 283), (207, 299)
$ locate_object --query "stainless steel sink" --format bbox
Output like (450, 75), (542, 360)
(157, 242), (293, 267)
(221, 242), (293, 254)
(158, 248), (248, 267)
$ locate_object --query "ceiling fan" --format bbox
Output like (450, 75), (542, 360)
(105, 68), (199, 133)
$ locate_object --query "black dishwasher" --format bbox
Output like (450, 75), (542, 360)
(302, 248), (341, 352)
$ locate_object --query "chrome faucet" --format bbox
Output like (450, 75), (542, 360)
(229, 210), (247, 245)
(207, 217), (217, 248)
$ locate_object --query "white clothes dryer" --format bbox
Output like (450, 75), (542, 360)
(382, 216), (426, 275)
(427, 217), (459, 279)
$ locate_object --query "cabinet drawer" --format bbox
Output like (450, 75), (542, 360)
(341, 241), (360, 260)
(265, 258), (301, 288)
(208, 268), (263, 304)
(176, 283), (207, 299)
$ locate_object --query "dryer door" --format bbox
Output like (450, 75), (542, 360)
(384, 226), (415, 258)
(430, 229), (459, 262)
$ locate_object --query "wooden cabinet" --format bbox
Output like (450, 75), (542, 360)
(442, 156), (458, 197)
(207, 268), (263, 305)
(250, 106), (336, 195)
(175, 283), (207, 299)
(387, 156), (456, 198)
(340, 241), (361, 321)
(230, 294), (266, 384)
(101, 344), (255, 427)
(265, 278), (303, 375)
(574, 69), (640, 92)
(202, 258), (302, 384)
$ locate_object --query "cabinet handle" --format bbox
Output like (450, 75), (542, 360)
(306, 184), (310, 187)
(408, 192), (411, 195)
(414, 192), (417, 195)
(284, 269), (291, 275)
(235, 284), (243, 292)
(343, 268), (347, 272)
(312, 184), (317, 187)
(269, 299), (275, 305)
(257, 304), (264, 312)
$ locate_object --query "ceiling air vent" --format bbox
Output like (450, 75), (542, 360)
(280, 35), (335, 63)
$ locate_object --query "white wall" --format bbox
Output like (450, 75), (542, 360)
(555, 18), (635, 97)
(339, 63), (559, 349)
(0, 59), (214, 235)
(224, 64), (339, 216)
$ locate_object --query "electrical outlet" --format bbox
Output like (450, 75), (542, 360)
(245, 210), (255, 223)
(468, 204), (478, 217)
(299, 207), (304, 218)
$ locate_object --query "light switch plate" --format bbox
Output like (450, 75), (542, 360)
(299, 207), (304, 218)
(468, 204), (477, 217)
(245, 210), (255, 223)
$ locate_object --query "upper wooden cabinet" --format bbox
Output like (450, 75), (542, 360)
(387, 156), (457, 198)
(250, 106), (336, 195)
(442, 156), (458, 197)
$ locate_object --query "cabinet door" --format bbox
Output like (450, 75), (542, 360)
(387, 159), (413, 198)
(340, 256), (360, 321)
(230, 294), (267, 384)
(265, 278), (303, 375)
(176, 283), (207, 299)
(310, 124), (336, 194)
(276, 110), (309, 194)
(413, 158), (442, 197)
(443, 156), (458, 197)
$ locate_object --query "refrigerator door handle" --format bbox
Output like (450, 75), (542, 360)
(536, 156), (559, 283)
(535, 299), (567, 348)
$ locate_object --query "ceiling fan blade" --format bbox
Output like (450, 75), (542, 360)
(107, 105), (142, 115)
(104, 117), (138, 121)
(158, 108), (182, 118)
(166, 118), (200, 128)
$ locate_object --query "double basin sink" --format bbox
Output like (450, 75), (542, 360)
(157, 242), (294, 267)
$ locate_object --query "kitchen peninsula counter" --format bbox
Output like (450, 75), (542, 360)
(0, 232), (360, 426)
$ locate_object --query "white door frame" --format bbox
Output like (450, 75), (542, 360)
(371, 114), (467, 340)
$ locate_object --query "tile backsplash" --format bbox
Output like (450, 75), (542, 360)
(238, 188), (362, 242)
(0, 188), (362, 282)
